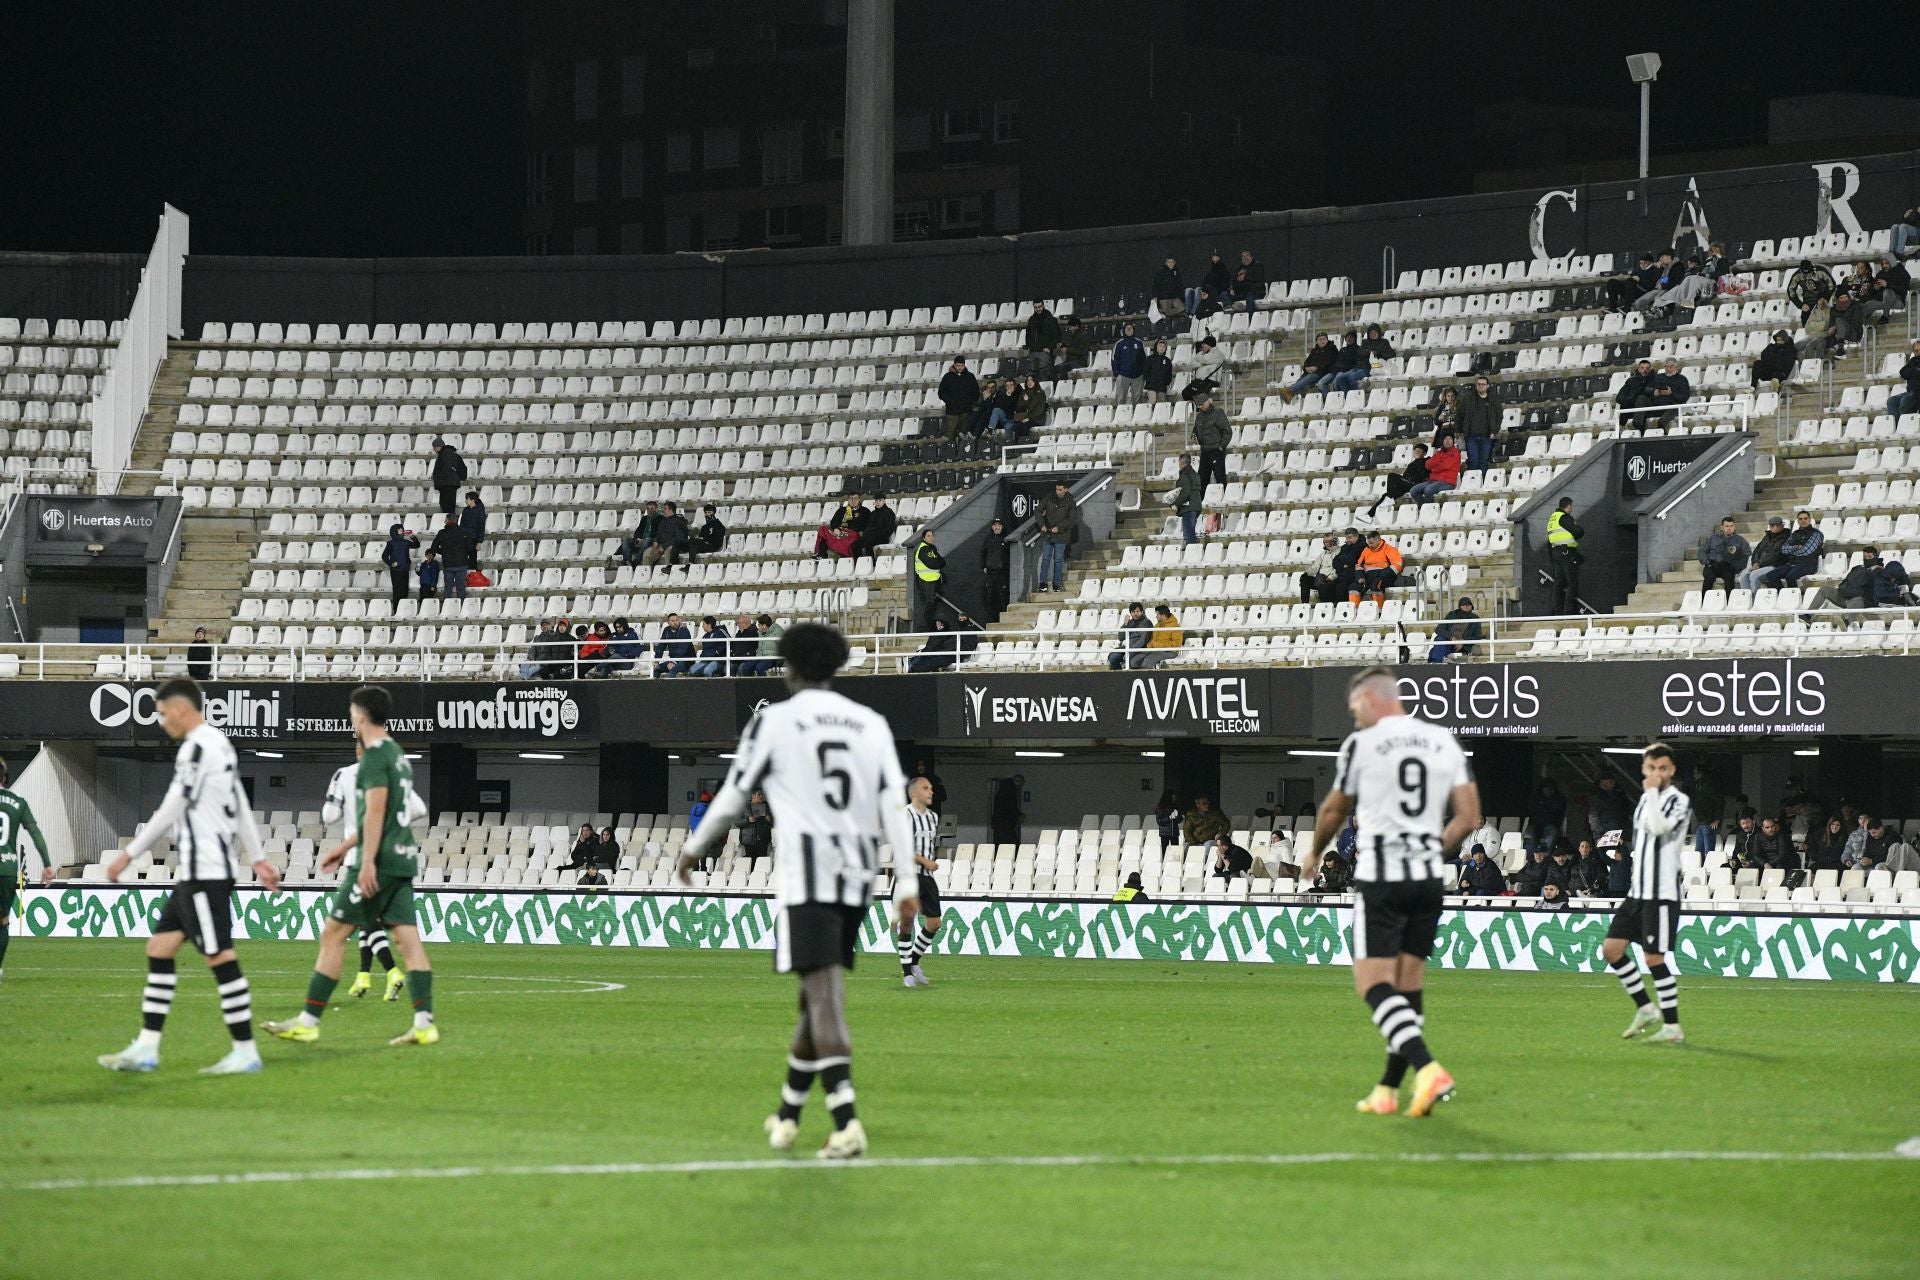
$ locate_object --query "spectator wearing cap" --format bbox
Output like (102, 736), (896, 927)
(1786, 258), (1834, 323)
(1406, 433), (1460, 505)
(186, 627), (214, 680)
(938, 358), (980, 439)
(430, 436), (468, 516)
(980, 517), (1012, 619)
(1112, 322), (1148, 404)
(1430, 597), (1482, 663)
(381, 522), (420, 606)
(1697, 516), (1749, 594)
(1460, 844), (1507, 895)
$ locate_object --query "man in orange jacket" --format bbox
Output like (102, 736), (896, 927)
(1350, 530), (1404, 605)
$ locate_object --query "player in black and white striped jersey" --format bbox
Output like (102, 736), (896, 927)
(1298, 666), (1481, 1119)
(1603, 742), (1690, 1045)
(678, 623), (919, 1161)
(895, 777), (945, 988)
(98, 678), (281, 1076)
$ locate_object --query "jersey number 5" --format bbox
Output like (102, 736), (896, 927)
(817, 742), (851, 811)
(1398, 758), (1428, 818)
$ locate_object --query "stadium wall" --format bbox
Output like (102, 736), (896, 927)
(15, 888), (1917, 984)
(152, 150), (1920, 327)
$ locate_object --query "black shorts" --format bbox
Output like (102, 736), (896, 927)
(1352, 879), (1444, 961)
(775, 902), (865, 976)
(1607, 897), (1680, 954)
(915, 872), (943, 918)
(153, 880), (237, 956)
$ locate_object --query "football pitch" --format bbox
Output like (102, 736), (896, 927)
(3, 940), (1916, 1279)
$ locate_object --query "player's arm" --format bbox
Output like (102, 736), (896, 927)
(879, 757), (920, 919)
(19, 802), (55, 884)
(321, 831), (357, 873)
(1300, 786), (1353, 887)
(236, 799), (279, 892)
(357, 785), (388, 897)
(678, 718), (768, 882)
(108, 782), (189, 881)
(1440, 781), (1482, 858)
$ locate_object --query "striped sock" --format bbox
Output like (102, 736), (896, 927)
(817, 1057), (856, 1130)
(779, 1055), (817, 1122)
(141, 956), (178, 1035)
(212, 959), (253, 1043)
(911, 924), (935, 961)
(1380, 990), (1423, 1088)
(1609, 955), (1651, 1007)
(1364, 982), (1432, 1071)
(1648, 962), (1679, 1024)
(366, 929), (395, 972)
(896, 931), (915, 975)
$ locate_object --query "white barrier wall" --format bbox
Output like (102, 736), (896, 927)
(89, 204), (188, 494)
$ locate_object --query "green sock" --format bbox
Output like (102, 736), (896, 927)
(0, 927), (11, 970)
(304, 970), (339, 1019)
(406, 970), (433, 1016)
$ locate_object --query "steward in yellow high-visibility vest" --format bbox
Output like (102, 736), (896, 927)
(1547, 497), (1585, 614)
(912, 531), (945, 631)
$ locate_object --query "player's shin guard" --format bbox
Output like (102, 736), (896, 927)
(1364, 982), (1432, 1072)
(141, 956), (178, 1037)
(211, 959), (253, 1043)
(817, 1057), (856, 1130)
(407, 970), (434, 1026)
(1380, 989), (1423, 1088)
(1609, 954), (1651, 1007)
(300, 970), (338, 1025)
(779, 1056), (818, 1122)
(1648, 962), (1679, 1024)
(911, 924), (936, 962)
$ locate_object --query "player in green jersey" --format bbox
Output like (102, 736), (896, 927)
(264, 685), (438, 1047)
(0, 759), (57, 982)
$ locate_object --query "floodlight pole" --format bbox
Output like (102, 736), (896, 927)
(1638, 79), (1651, 215)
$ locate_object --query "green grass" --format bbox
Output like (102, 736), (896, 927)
(2, 940), (1917, 1279)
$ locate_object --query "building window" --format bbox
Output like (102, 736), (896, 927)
(893, 200), (930, 240)
(687, 47), (715, 69)
(572, 144), (598, 202)
(572, 226), (598, 255)
(703, 126), (740, 170)
(826, 126), (845, 158)
(942, 107), (983, 141)
(762, 126), (802, 185)
(894, 113), (930, 152)
(666, 133), (692, 174)
(620, 221), (645, 253)
(703, 211), (740, 251)
(993, 187), (1020, 232)
(526, 150), (553, 207)
(939, 195), (983, 231)
(620, 55), (646, 115)
(525, 232), (550, 255)
(620, 141), (645, 199)
(993, 99), (1021, 143)
(766, 206), (804, 245)
(667, 216), (693, 251)
(573, 60), (598, 121)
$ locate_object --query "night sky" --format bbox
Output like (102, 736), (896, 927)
(2, 1), (1908, 258)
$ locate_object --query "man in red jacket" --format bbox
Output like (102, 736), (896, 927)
(1407, 433), (1462, 505)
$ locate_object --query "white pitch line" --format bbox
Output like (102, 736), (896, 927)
(14, 1146), (1918, 1193)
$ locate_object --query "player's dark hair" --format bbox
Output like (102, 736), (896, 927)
(779, 621), (848, 683)
(350, 684), (393, 726)
(154, 676), (203, 709)
(1643, 741), (1675, 765)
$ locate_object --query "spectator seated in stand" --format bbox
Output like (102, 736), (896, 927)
(1430, 596), (1482, 663)
(728, 612), (760, 676)
(1228, 248), (1266, 312)
(1151, 257), (1185, 326)
(1512, 848), (1550, 897)
(858, 494), (898, 559)
(643, 500), (689, 568)
(905, 618), (963, 673)
(1058, 317), (1092, 377)
(1750, 330), (1797, 390)
(1212, 833), (1253, 881)
(1459, 843), (1507, 895)
(590, 618), (642, 677)
(1738, 516), (1789, 591)
(1333, 323), (1395, 392)
(740, 614), (783, 676)
(1196, 251), (1231, 316)
(1349, 530), (1402, 605)
(1142, 604), (1182, 667)
(1323, 331), (1365, 394)
(1181, 336), (1228, 404)
(653, 612), (695, 677)
(688, 615), (732, 677)
(576, 621), (610, 674)
(1281, 334), (1338, 402)
(1892, 206), (1920, 260)
(687, 503), (727, 559)
(1606, 252), (1660, 312)
(1107, 602), (1153, 669)
(1406, 433), (1460, 505)
(1889, 340), (1920, 421)
(1182, 795), (1230, 847)
(1298, 533), (1346, 604)
(1010, 373), (1048, 444)
(1629, 249), (1678, 313)
(1803, 547), (1912, 624)
(1647, 257), (1715, 316)
(1143, 338), (1176, 403)
(619, 501), (661, 567)
(1775, 511), (1824, 588)
(517, 618), (559, 679)
(558, 823), (601, 870)
(1539, 882), (1570, 911)
(814, 495), (866, 559)
(1787, 257), (1834, 325)
(1629, 358), (1691, 429)
(1697, 516), (1750, 594)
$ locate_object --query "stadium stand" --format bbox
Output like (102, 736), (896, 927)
(0, 316), (118, 504)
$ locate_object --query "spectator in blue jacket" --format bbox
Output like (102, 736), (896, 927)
(689, 615), (732, 677)
(1112, 322), (1148, 404)
(459, 490), (488, 571)
(1776, 510), (1825, 587)
(416, 552), (441, 600)
(654, 612), (695, 677)
(591, 618), (643, 677)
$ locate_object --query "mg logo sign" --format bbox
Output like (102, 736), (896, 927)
(40, 507), (66, 532)
(1626, 455), (1648, 482)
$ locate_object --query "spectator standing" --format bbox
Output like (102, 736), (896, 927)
(1697, 517), (1750, 593)
(1457, 375), (1498, 472)
(1527, 782), (1566, 855)
(1112, 322), (1147, 403)
(1153, 790), (1183, 853)
(912, 530), (945, 630)
(1023, 301), (1063, 365)
(1059, 318), (1093, 377)
(620, 501), (661, 567)
(186, 627), (214, 680)
(1737, 517), (1789, 590)
(1889, 340), (1920, 421)
(938, 358), (980, 439)
(1298, 533), (1344, 604)
(1546, 497), (1584, 614)
(730, 613), (760, 677)
(429, 513), (473, 601)
(1192, 395), (1231, 488)
(1407, 434), (1460, 505)
(459, 490), (488, 571)
(991, 774), (1025, 847)
(1776, 510), (1824, 587)
(1589, 774), (1633, 843)
(430, 436), (468, 516)
(1107, 602), (1153, 669)
(1603, 830), (1632, 896)
(1182, 795), (1230, 847)
(859, 494), (897, 560)
(1349, 530), (1402, 605)
(1786, 258), (1833, 323)
(689, 616), (731, 677)
(1035, 481), (1079, 594)
(645, 501), (690, 568)
(416, 551), (441, 600)
(1430, 597), (1482, 663)
(653, 612), (695, 677)
(1369, 443), (1429, 516)
(1198, 252), (1232, 314)
(1751, 331), (1798, 390)
(737, 791), (773, 861)
(1229, 249), (1266, 312)
(688, 503), (727, 559)
(1141, 605), (1182, 667)
(1281, 334), (1338, 402)
(1168, 455), (1204, 545)
(979, 517), (1011, 620)
(381, 522), (420, 607)
(1429, 385), (1460, 446)
(1143, 338), (1176, 403)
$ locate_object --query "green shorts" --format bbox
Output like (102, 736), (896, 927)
(328, 874), (417, 930)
